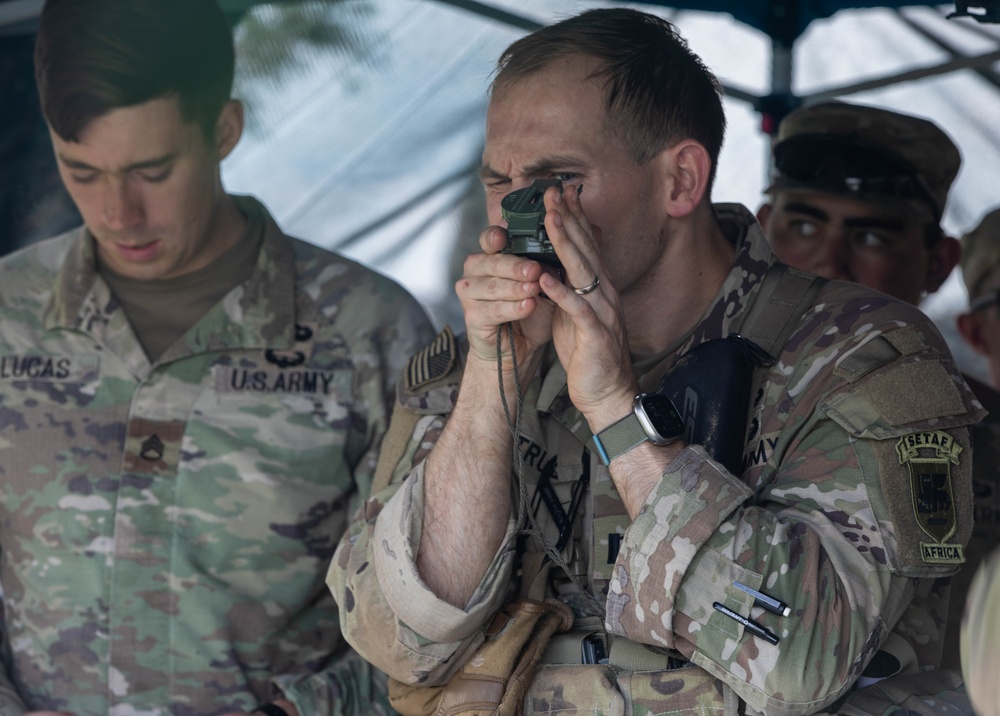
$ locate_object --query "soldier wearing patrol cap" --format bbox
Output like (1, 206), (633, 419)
(0, 0), (433, 714)
(757, 101), (962, 306)
(759, 101), (1000, 678)
(330, 11), (984, 716)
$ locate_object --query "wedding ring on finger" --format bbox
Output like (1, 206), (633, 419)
(573, 276), (600, 295)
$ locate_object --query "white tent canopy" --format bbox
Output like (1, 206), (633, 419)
(3, 0), (997, 374)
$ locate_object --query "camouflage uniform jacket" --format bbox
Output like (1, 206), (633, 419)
(329, 204), (983, 716)
(0, 198), (434, 716)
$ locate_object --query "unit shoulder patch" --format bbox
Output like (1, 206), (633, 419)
(866, 424), (974, 576)
(897, 430), (964, 565)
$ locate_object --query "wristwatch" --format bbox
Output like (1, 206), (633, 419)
(591, 393), (685, 465)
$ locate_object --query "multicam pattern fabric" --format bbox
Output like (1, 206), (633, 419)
(961, 545), (1000, 716)
(0, 197), (434, 715)
(328, 205), (983, 716)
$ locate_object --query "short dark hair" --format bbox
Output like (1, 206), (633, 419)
(34, 0), (235, 142)
(493, 9), (726, 190)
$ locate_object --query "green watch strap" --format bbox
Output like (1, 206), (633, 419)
(592, 413), (647, 466)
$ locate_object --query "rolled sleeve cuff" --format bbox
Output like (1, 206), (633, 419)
(373, 464), (517, 644)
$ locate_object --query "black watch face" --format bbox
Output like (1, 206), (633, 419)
(641, 394), (685, 439)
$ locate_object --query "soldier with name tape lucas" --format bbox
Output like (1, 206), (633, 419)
(329, 9), (983, 716)
(0, 1), (433, 714)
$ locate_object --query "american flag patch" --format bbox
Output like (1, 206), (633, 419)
(405, 326), (457, 392)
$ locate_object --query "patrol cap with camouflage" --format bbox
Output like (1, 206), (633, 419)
(766, 101), (961, 223)
(960, 207), (1000, 305)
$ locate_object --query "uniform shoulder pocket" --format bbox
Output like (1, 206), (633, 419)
(824, 357), (979, 577)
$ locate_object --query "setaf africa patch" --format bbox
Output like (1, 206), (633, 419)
(405, 326), (457, 393)
(896, 430), (965, 565)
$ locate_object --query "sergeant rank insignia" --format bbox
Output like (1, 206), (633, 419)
(897, 430), (964, 564)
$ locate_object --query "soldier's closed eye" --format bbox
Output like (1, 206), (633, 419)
(70, 172), (99, 185)
(137, 168), (173, 183)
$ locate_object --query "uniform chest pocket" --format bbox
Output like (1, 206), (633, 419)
(0, 353), (105, 482)
(0, 354), (113, 561)
(190, 364), (357, 487)
(178, 365), (359, 571)
(205, 363), (353, 445)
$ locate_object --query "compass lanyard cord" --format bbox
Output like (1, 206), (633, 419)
(497, 322), (604, 618)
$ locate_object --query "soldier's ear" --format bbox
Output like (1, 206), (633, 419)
(925, 234), (960, 294)
(756, 203), (774, 231)
(660, 139), (712, 219)
(214, 100), (244, 162)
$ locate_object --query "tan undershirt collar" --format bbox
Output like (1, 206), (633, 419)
(98, 210), (264, 363)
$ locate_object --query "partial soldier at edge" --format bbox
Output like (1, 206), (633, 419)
(958, 207), (1000, 716)
(957, 207), (1000, 389)
(757, 102), (1000, 679)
